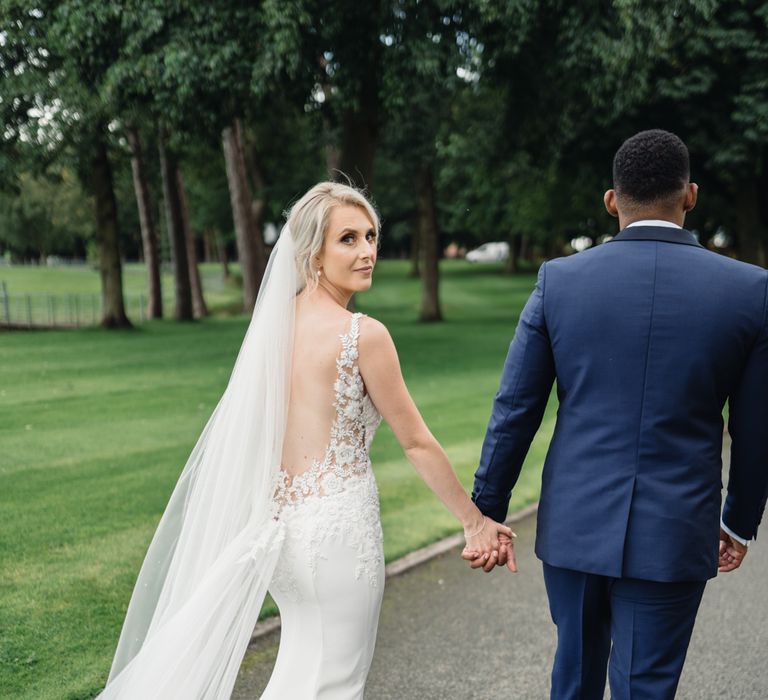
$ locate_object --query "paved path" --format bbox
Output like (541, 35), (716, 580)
(234, 511), (768, 699)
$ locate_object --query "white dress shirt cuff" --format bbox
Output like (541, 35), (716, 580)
(721, 519), (750, 547)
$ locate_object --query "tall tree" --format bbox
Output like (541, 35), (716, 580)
(468, 1), (731, 256)
(222, 119), (266, 311)
(256, 0), (388, 190)
(0, 0), (132, 327)
(88, 126), (130, 327)
(415, 164), (442, 321)
(126, 126), (163, 319)
(177, 169), (208, 318)
(381, 0), (481, 320)
(110, 1), (282, 310)
(158, 128), (193, 321)
(639, 0), (768, 265)
(330, 0), (384, 188)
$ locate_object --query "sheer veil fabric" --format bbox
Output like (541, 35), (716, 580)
(98, 228), (297, 699)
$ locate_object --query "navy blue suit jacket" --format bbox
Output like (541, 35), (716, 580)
(472, 226), (768, 582)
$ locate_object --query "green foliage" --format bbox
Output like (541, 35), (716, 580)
(107, 1), (268, 139)
(572, 1), (768, 248)
(0, 1), (126, 167)
(0, 0), (134, 308)
(0, 168), (94, 260)
(382, 1), (476, 163)
(251, 0), (314, 95)
(283, 0), (390, 115)
(181, 144), (237, 242)
(441, 0), (766, 250)
(649, 0), (768, 175)
(3, 0), (768, 271)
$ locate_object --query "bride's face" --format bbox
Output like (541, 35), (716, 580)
(317, 205), (378, 294)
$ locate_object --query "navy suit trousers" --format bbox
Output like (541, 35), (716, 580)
(543, 563), (706, 700)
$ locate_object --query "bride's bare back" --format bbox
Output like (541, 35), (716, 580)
(280, 303), (356, 477)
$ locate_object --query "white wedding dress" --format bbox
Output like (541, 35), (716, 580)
(261, 312), (385, 699)
(97, 231), (386, 700)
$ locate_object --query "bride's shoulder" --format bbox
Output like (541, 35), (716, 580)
(358, 314), (397, 361)
(358, 313), (389, 339)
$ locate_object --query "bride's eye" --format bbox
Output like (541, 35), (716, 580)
(341, 234), (355, 244)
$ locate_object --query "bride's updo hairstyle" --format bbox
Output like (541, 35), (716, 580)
(286, 181), (380, 292)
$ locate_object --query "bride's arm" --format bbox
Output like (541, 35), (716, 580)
(358, 316), (514, 568)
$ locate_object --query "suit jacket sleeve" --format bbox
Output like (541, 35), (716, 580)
(472, 262), (556, 522)
(723, 273), (768, 540)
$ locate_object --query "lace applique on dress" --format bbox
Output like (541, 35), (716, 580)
(269, 312), (384, 595)
(273, 312), (379, 508)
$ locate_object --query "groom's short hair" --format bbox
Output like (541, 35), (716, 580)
(613, 130), (690, 205)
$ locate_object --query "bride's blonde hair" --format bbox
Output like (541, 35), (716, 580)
(286, 181), (380, 292)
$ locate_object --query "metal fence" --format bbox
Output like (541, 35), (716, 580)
(0, 281), (166, 328)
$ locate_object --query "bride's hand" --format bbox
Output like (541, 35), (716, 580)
(461, 516), (515, 572)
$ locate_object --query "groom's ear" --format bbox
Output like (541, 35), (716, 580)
(683, 182), (698, 213)
(604, 189), (619, 218)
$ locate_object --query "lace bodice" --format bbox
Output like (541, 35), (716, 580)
(269, 313), (385, 597)
(272, 312), (381, 510)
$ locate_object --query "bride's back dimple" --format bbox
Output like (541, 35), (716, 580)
(280, 310), (353, 478)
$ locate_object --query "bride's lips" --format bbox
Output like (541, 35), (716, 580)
(354, 266), (373, 274)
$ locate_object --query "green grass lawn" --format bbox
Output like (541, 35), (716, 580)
(0, 262), (244, 325)
(0, 260), (555, 699)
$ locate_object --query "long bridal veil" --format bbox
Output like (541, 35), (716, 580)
(98, 228), (297, 699)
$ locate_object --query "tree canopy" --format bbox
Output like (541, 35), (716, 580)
(1, 1), (765, 323)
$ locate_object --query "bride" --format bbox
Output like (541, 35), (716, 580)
(97, 182), (512, 699)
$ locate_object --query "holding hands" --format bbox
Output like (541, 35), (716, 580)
(461, 523), (750, 575)
(461, 514), (518, 573)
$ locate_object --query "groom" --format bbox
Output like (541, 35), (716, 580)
(469, 129), (768, 699)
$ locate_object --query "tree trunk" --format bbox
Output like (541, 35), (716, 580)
(317, 56), (341, 178)
(214, 230), (231, 280)
(753, 156), (767, 268)
(337, 109), (378, 190)
(244, 134), (269, 264)
(546, 236), (564, 260)
(505, 233), (519, 273)
(335, 1), (381, 190)
(126, 126), (163, 319)
(324, 117), (341, 177)
(90, 132), (131, 328)
(417, 164), (442, 322)
(409, 225), (420, 278)
(519, 234), (530, 266)
(736, 182), (767, 267)
(158, 127), (193, 321)
(203, 228), (214, 262)
(177, 168), (208, 318)
(222, 118), (266, 312)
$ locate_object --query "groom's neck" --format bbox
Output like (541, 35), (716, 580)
(618, 208), (686, 230)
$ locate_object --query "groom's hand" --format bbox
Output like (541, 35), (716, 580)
(498, 533), (517, 573)
(461, 532), (517, 573)
(718, 527), (748, 573)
